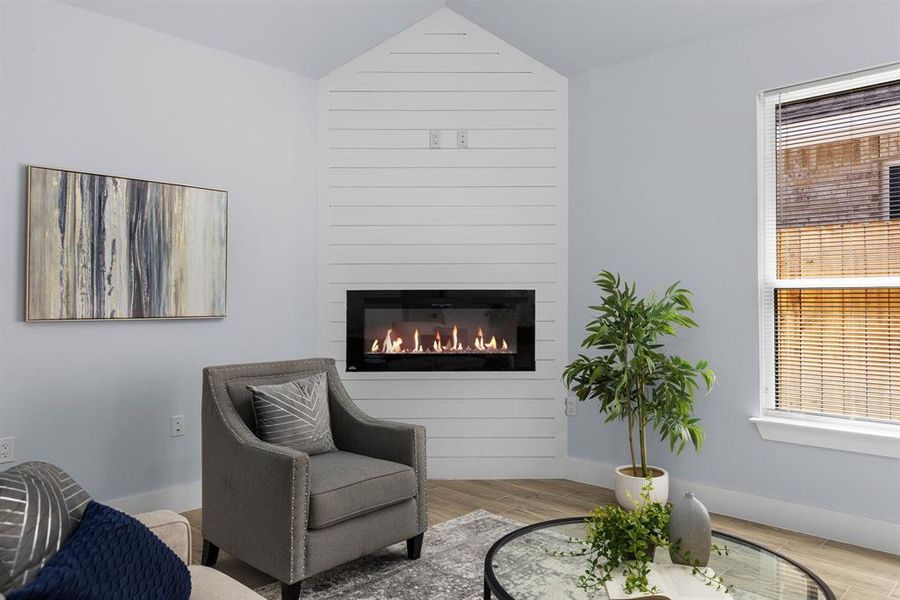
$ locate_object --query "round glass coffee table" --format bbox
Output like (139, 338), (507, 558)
(484, 517), (835, 600)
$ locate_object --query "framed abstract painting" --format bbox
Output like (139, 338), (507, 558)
(26, 166), (228, 321)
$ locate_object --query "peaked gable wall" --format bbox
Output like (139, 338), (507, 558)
(316, 9), (568, 477)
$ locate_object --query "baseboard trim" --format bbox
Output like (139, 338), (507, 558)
(566, 457), (900, 555)
(102, 461), (899, 556)
(106, 480), (202, 515)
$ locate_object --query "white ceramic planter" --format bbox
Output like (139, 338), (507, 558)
(614, 465), (669, 508)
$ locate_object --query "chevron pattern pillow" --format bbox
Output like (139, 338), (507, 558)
(0, 462), (91, 593)
(248, 372), (337, 455)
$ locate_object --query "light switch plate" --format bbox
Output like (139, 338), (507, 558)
(171, 415), (185, 437)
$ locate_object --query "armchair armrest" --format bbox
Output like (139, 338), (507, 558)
(333, 414), (425, 470)
(135, 510), (192, 565)
(327, 376), (427, 534)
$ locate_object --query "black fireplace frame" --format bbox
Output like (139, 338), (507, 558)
(346, 289), (535, 372)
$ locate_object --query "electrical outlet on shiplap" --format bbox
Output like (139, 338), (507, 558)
(316, 8), (568, 478)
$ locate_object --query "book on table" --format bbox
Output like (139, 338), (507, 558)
(605, 564), (728, 600)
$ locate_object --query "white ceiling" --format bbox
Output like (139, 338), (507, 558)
(62, 0), (444, 79)
(447, 0), (822, 76)
(63, 0), (826, 79)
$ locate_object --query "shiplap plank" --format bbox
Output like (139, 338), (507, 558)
(329, 244), (557, 265)
(328, 263), (555, 284)
(427, 437), (556, 458)
(332, 72), (554, 92)
(386, 35), (501, 55)
(329, 129), (556, 149)
(329, 224), (556, 245)
(353, 397), (559, 418)
(328, 90), (557, 111)
(383, 417), (555, 438)
(330, 205), (556, 226)
(329, 166), (557, 188)
(328, 148), (557, 168)
(372, 53), (526, 73)
(328, 186), (557, 206)
(326, 282), (560, 302)
(328, 109), (556, 129)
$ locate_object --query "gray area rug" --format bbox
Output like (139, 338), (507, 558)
(252, 510), (769, 600)
(254, 510), (523, 600)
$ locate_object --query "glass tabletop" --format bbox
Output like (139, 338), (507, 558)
(484, 518), (834, 600)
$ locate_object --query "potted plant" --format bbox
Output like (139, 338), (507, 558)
(563, 271), (715, 507)
(558, 480), (729, 595)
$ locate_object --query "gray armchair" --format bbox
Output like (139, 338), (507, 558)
(201, 358), (427, 600)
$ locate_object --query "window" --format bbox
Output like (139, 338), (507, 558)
(889, 164), (900, 220)
(756, 64), (900, 456)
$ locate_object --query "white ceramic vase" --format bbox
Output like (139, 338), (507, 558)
(668, 492), (712, 566)
(613, 465), (669, 508)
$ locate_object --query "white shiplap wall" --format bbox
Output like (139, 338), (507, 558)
(317, 8), (568, 478)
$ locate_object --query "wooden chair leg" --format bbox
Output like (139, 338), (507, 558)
(281, 581), (302, 600)
(407, 532), (424, 559)
(201, 539), (219, 567)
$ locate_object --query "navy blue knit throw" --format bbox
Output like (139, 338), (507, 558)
(8, 501), (190, 600)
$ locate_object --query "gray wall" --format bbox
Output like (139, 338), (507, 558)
(0, 1), (317, 502)
(568, 1), (900, 522)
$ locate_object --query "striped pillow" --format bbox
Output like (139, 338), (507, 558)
(0, 462), (90, 593)
(248, 372), (337, 455)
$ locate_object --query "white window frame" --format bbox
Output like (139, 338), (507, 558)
(754, 63), (900, 459)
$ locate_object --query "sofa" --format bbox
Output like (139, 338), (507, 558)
(136, 509), (263, 599)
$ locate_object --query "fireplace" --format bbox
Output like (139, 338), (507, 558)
(346, 290), (535, 372)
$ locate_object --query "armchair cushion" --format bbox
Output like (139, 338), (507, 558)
(307, 451), (417, 529)
(248, 373), (337, 455)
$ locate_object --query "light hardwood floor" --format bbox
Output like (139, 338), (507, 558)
(183, 479), (900, 599)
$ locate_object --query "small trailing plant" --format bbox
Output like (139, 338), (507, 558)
(563, 271), (716, 478)
(553, 481), (731, 595)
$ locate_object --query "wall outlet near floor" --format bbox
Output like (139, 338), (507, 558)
(456, 129), (468, 148)
(0, 437), (14, 463)
(171, 415), (185, 437)
(565, 396), (577, 417)
(429, 129), (441, 148)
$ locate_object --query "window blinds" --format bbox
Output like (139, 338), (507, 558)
(761, 65), (900, 423)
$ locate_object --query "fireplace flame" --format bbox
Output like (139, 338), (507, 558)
(368, 324), (511, 355)
(382, 329), (404, 353)
(473, 327), (485, 350)
(433, 330), (442, 352)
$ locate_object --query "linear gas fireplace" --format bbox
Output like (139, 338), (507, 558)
(346, 290), (535, 372)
